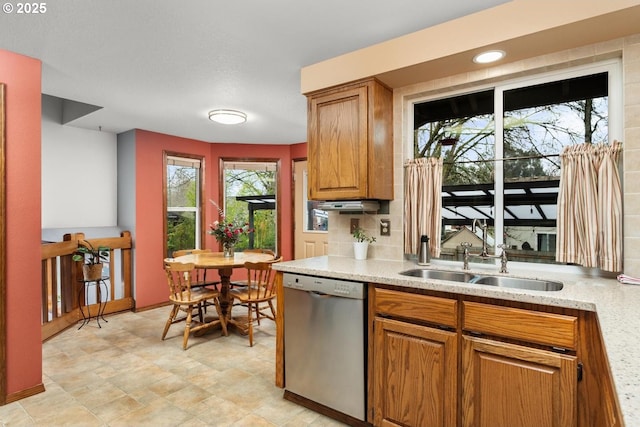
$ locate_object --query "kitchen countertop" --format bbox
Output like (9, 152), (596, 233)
(273, 255), (640, 426)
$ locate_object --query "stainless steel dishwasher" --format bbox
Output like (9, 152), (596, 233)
(283, 272), (366, 422)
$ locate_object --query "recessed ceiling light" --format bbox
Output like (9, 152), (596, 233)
(473, 50), (505, 64)
(208, 109), (247, 125)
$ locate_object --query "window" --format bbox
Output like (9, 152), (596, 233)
(164, 154), (203, 257)
(222, 160), (278, 253)
(413, 62), (620, 267)
(303, 169), (328, 232)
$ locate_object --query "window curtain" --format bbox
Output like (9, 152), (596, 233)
(404, 157), (443, 257)
(556, 140), (622, 272)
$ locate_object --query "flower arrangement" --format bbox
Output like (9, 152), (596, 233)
(209, 219), (252, 245)
(207, 200), (253, 246)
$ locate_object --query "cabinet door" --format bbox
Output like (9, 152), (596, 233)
(462, 336), (577, 427)
(374, 317), (457, 427)
(308, 85), (368, 200)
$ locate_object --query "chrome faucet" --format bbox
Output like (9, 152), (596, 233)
(471, 219), (490, 257)
(462, 219), (509, 273)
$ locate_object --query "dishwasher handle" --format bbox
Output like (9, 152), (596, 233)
(309, 290), (332, 299)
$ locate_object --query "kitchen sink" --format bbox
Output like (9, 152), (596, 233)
(470, 275), (563, 291)
(399, 269), (563, 292)
(399, 269), (476, 282)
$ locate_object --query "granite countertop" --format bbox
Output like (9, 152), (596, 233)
(274, 255), (640, 426)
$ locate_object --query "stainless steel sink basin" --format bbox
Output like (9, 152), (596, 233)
(399, 269), (476, 282)
(399, 268), (563, 292)
(470, 275), (563, 291)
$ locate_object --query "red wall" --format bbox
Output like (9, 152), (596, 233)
(0, 49), (43, 395)
(290, 142), (307, 159)
(134, 130), (304, 309)
(134, 130), (212, 308)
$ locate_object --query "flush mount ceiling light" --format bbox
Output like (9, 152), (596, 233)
(473, 50), (506, 64)
(208, 109), (247, 125)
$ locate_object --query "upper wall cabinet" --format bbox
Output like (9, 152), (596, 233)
(306, 78), (393, 201)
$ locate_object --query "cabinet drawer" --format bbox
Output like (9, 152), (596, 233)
(375, 288), (457, 328)
(463, 301), (577, 350)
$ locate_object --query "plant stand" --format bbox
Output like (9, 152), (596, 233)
(78, 278), (109, 329)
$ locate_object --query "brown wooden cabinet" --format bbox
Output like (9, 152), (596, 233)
(461, 336), (577, 427)
(306, 78), (393, 201)
(369, 289), (587, 427)
(374, 318), (457, 427)
(461, 301), (579, 427)
(372, 288), (458, 427)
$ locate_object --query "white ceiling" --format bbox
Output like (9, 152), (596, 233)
(0, 0), (508, 144)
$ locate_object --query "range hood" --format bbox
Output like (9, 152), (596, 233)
(317, 200), (380, 213)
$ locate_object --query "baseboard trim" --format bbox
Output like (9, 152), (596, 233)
(5, 383), (45, 404)
(134, 301), (170, 313)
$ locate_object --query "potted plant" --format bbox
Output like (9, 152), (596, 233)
(73, 240), (109, 281)
(352, 227), (376, 260)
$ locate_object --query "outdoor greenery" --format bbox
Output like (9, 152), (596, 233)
(223, 167), (276, 251)
(166, 160), (277, 256)
(166, 163), (198, 256)
(208, 200), (252, 245)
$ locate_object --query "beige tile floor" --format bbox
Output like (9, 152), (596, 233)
(0, 306), (347, 426)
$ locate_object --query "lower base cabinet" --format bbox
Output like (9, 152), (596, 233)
(373, 318), (457, 427)
(370, 288), (589, 427)
(461, 335), (577, 427)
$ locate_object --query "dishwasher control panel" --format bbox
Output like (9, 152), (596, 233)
(283, 273), (365, 299)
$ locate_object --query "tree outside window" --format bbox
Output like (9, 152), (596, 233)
(165, 154), (202, 257)
(414, 71), (610, 265)
(222, 161), (277, 253)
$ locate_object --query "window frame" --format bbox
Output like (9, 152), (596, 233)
(408, 59), (622, 272)
(163, 151), (205, 258)
(218, 157), (282, 254)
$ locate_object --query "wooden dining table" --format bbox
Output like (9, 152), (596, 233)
(165, 250), (275, 325)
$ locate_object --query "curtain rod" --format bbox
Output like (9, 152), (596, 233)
(405, 153), (560, 166)
(408, 141), (623, 166)
(447, 153), (560, 165)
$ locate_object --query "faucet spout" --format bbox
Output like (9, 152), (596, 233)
(471, 219), (489, 257)
(463, 220), (509, 273)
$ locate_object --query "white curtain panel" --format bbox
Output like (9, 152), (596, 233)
(404, 157), (443, 257)
(556, 140), (622, 272)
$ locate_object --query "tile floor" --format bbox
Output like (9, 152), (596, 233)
(0, 306), (347, 426)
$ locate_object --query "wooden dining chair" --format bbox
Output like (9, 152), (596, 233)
(162, 261), (228, 350)
(229, 248), (276, 289)
(172, 248), (220, 291)
(228, 258), (281, 347)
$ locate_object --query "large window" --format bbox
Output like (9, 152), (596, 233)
(164, 154), (203, 257)
(222, 160), (278, 253)
(413, 63), (620, 266)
